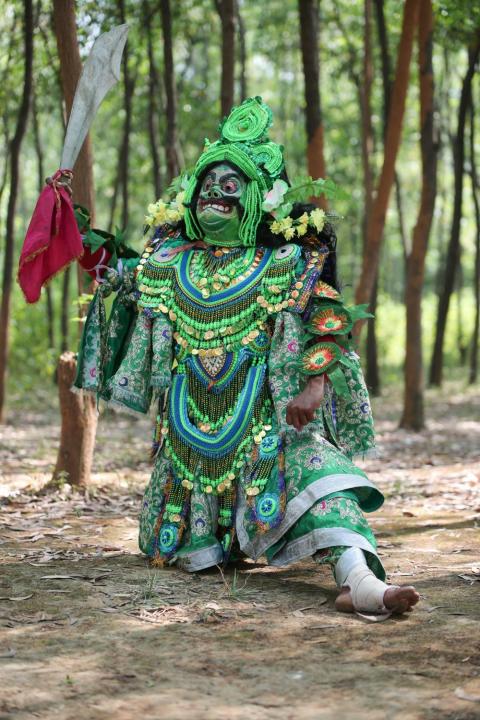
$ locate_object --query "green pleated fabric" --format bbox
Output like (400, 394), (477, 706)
(108, 312), (153, 414)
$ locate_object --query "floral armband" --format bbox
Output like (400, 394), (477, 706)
(306, 303), (353, 336)
(300, 299), (372, 396)
(300, 341), (356, 396)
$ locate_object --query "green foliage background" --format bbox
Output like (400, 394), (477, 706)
(0, 0), (478, 405)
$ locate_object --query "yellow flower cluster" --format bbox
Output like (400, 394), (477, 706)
(145, 191), (186, 227)
(270, 208), (326, 240)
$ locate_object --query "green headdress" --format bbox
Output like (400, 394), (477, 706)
(183, 96), (285, 247)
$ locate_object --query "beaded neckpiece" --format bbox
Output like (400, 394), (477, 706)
(136, 240), (308, 358)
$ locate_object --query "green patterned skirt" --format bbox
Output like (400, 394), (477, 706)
(138, 312), (385, 580)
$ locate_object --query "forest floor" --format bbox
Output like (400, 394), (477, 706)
(0, 383), (479, 720)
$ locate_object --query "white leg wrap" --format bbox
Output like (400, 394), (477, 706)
(335, 547), (397, 614)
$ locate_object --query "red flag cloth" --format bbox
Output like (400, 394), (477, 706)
(17, 170), (83, 304)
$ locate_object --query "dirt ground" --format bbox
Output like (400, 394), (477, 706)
(0, 384), (479, 720)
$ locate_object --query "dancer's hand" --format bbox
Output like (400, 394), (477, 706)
(286, 375), (325, 431)
(46, 172), (73, 197)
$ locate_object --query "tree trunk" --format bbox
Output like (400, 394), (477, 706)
(144, 0), (162, 198)
(298, 0), (327, 209)
(0, 11), (18, 208)
(0, 0), (33, 424)
(160, 0), (182, 182)
(60, 266), (70, 354)
(373, 5), (409, 287)
(366, 278), (381, 394)
(235, 0), (247, 101)
(118, 0), (132, 230)
(108, 157), (121, 234)
(32, 85), (55, 350)
(455, 264), (468, 365)
(400, 0), (437, 430)
(53, 353), (97, 489)
(355, 0), (420, 320)
(216, 0), (236, 117)
(361, 0), (381, 395)
(52, 0), (97, 487)
(429, 34), (480, 386)
(469, 96), (480, 384)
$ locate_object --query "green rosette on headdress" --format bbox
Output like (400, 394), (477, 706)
(183, 96), (285, 247)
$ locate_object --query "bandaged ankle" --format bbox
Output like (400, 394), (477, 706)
(334, 547), (396, 614)
(334, 546), (368, 587)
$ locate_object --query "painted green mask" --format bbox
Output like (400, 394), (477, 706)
(184, 97), (285, 247)
(196, 163), (246, 247)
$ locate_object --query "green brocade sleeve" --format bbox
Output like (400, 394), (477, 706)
(269, 308), (376, 459)
(74, 261), (139, 399)
(301, 283), (376, 458)
(272, 270), (377, 458)
(74, 260), (173, 415)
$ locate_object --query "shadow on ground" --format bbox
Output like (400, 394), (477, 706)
(0, 385), (479, 719)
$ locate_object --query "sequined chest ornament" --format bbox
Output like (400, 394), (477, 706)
(135, 239), (325, 501)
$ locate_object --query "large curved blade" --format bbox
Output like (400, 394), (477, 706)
(60, 24), (129, 169)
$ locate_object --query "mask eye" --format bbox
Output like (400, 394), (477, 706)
(203, 176), (213, 192)
(223, 178), (239, 194)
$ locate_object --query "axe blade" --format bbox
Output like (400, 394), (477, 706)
(60, 23), (129, 169)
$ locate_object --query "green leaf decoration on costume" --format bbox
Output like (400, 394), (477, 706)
(166, 172), (190, 198)
(84, 229), (108, 253)
(272, 202), (293, 220)
(308, 304), (353, 336)
(301, 341), (341, 374)
(283, 176), (349, 204)
(74, 204), (91, 233)
(339, 352), (358, 371)
(326, 365), (350, 397)
(114, 226), (126, 246)
(348, 304), (374, 322)
(220, 96), (273, 143)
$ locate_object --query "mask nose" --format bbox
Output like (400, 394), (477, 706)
(206, 186), (222, 199)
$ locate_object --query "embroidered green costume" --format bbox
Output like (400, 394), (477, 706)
(75, 97), (385, 581)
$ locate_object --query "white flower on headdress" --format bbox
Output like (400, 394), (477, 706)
(262, 179), (289, 212)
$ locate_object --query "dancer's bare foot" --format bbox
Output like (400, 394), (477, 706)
(335, 584), (420, 615)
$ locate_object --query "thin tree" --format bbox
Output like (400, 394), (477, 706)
(235, 0), (247, 101)
(216, 0), (236, 117)
(374, 0), (409, 257)
(400, 0), (437, 430)
(51, 0), (97, 487)
(0, 0), (33, 424)
(298, 0), (327, 208)
(0, 10), (19, 208)
(160, 0), (182, 182)
(144, 0), (163, 198)
(429, 33), (480, 386)
(32, 86), (55, 350)
(468, 94), (480, 384)
(362, 0), (381, 395)
(355, 0), (420, 316)
(330, 3), (379, 389)
(118, 0), (133, 230)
